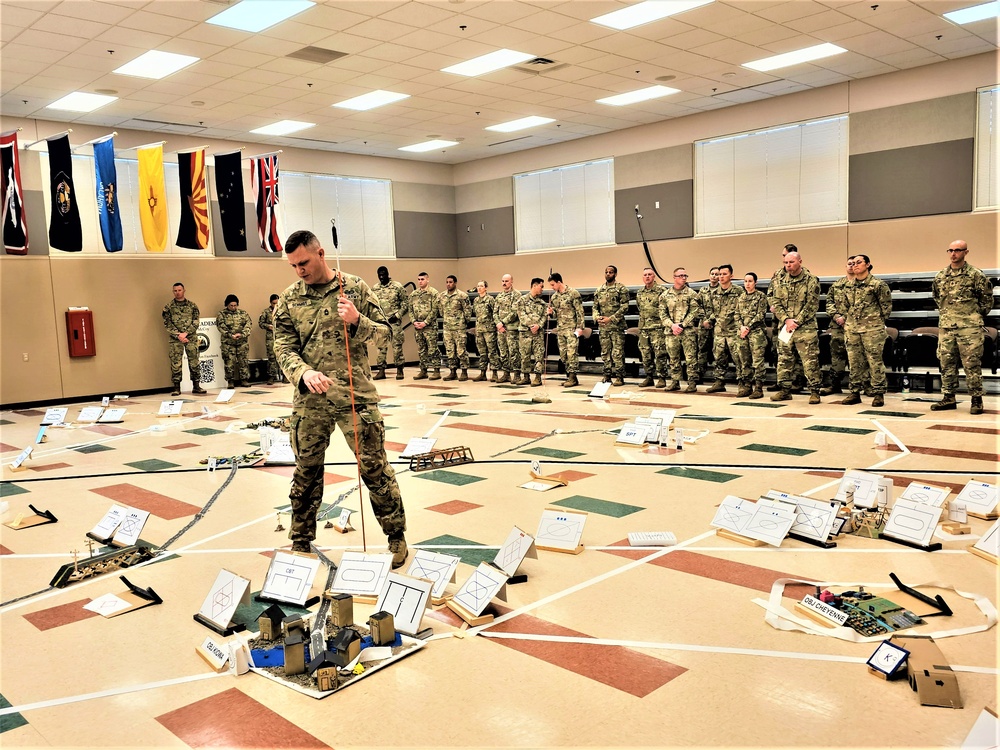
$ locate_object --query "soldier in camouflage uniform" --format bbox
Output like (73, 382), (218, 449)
(659, 267), (701, 392)
(258, 294), (281, 384)
(736, 272), (769, 399)
(830, 254), (892, 408)
(162, 282), (206, 396)
(768, 245), (806, 391)
(217, 294), (253, 388)
(696, 267), (720, 383)
(273, 230), (407, 566)
(820, 259), (854, 395)
(440, 275), (472, 381)
(547, 272), (585, 388)
(409, 272), (440, 381)
(517, 278), (548, 387)
(594, 265), (630, 385)
(372, 266), (408, 380)
(931, 240), (994, 415)
(494, 274), (522, 384)
(705, 264), (748, 395)
(770, 252), (822, 403)
(472, 281), (500, 381)
(636, 268), (668, 389)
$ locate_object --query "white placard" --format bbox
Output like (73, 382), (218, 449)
(89, 504), (127, 540)
(331, 552), (393, 597)
(198, 635), (231, 671)
(265, 444), (295, 465)
(627, 531), (676, 547)
(374, 572), (433, 637)
(10, 445), (32, 470)
(801, 594), (849, 626)
(767, 491), (841, 543)
(97, 408), (126, 423)
(112, 394), (129, 401)
(197, 569), (250, 629)
(101, 396), (110, 407)
(649, 409), (676, 429)
(882, 499), (943, 547)
(588, 381), (612, 399)
(957, 480), (998, 517)
(899, 482), (950, 508)
(112, 508), (150, 547)
(743, 499), (796, 546)
(615, 423), (648, 445)
(400, 437), (437, 458)
(493, 526), (537, 576)
(158, 400), (184, 416)
(215, 389), (235, 403)
(452, 562), (508, 617)
(867, 640), (909, 675)
(84, 593), (132, 617)
(77, 406), (104, 423)
(535, 508), (587, 551)
(42, 408), (68, 425)
(972, 518), (1000, 560)
(836, 470), (883, 508)
(35, 426), (48, 444)
(711, 495), (756, 536)
(406, 550), (460, 599)
(261, 550), (321, 606)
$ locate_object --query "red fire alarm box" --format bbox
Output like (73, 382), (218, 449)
(66, 309), (96, 357)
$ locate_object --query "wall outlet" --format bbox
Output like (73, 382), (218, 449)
(22, 353), (28, 361)
(655, 201), (660, 209)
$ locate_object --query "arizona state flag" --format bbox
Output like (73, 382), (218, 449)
(93, 136), (123, 252)
(214, 150), (246, 251)
(1, 130), (28, 254)
(176, 149), (209, 249)
(138, 144), (168, 252)
(251, 154), (282, 252)
(47, 134), (83, 252)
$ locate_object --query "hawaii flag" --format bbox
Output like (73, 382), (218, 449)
(176, 149), (209, 249)
(251, 154), (282, 252)
(1, 130), (28, 254)
(214, 150), (246, 252)
(138, 145), (168, 252)
(47, 134), (83, 252)
(93, 136), (122, 252)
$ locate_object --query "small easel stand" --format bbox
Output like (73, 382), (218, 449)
(7, 446), (33, 473)
(3, 504), (57, 530)
(446, 598), (495, 627)
(969, 546), (998, 565)
(788, 529), (837, 549)
(715, 528), (766, 547)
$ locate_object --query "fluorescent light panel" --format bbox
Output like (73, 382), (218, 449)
(399, 140), (458, 153)
(943, 1), (1000, 24)
(333, 90), (409, 111)
(486, 116), (555, 133)
(207, 0), (314, 33)
(597, 85), (680, 106)
(47, 92), (117, 112)
(442, 49), (534, 77)
(590, 0), (714, 30)
(250, 120), (314, 136)
(113, 50), (199, 79)
(743, 43), (847, 72)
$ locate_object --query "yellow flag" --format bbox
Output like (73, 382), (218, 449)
(138, 145), (168, 252)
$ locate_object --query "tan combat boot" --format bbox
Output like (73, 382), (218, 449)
(564, 374), (579, 387)
(531, 373), (542, 387)
(930, 394), (956, 411)
(443, 369), (457, 381)
(373, 367), (386, 380)
(459, 369), (469, 382)
(413, 368), (428, 381)
(474, 369), (488, 382)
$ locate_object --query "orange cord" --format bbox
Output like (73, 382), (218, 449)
(339, 278), (368, 553)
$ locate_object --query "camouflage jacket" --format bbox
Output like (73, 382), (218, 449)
(697, 284), (718, 323)
(636, 284), (665, 330)
(408, 286), (439, 325)
(162, 298), (200, 339)
(495, 290), (524, 330)
(824, 276), (850, 331)
(593, 281), (629, 329)
(472, 293), (497, 329)
(550, 286), (584, 332)
(659, 286), (701, 331)
(933, 262), (994, 330)
(735, 289), (768, 330)
(439, 289), (472, 330)
(217, 309), (252, 342)
(770, 269), (820, 329)
(517, 293), (548, 333)
(273, 273), (388, 407)
(372, 280), (408, 323)
(833, 275), (892, 334)
(258, 307), (276, 345)
(712, 285), (744, 336)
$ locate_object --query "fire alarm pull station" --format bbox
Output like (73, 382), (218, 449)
(66, 308), (96, 357)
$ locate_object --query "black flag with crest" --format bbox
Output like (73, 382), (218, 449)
(214, 150), (247, 251)
(47, 134), (83, 252)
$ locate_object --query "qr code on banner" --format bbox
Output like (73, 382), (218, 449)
(199, 360), (215, 383)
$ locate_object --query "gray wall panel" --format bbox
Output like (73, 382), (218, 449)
(614, 145), (692, 190)
(22, 191), (49, 255)
(456, 206), (515, 258)
(615, 181), (693, 243)
(394, 211), (457, 259)
(849, 139), (974, 222)
(850, 93), (975, 155)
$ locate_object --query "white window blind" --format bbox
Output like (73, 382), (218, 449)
(975, 85), (1000, 210)
(514, 158), (614, 252)
(695, 116), (848, 235)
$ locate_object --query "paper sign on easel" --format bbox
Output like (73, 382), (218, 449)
(216, 389), (235, 403)
(615, 423), (648, 446)
(111, 508), (150, 547)
(197, 569), (251, 631)
(588, 381), (612, 399)
(260, 550), (321, 606)
(41, 408), (68, 425)
(331, 552), (393, 597)
(634, 416), (663, 443)
(649, 409), (676, 429)
(400, 437), (437, 458)
(35, 426), (48, 444)
(957, 480), (998, 519)
(970, 518), (999, 564)
(374, 572), (433, 637)
(535, 507), (587, 553)
(451, 562), (508, 617)
(77, 406), (104, 423)
(88, 504), (127, 542)
(158, 400), (184, 417)
(711, 495), (757, 537)
(98, 408), (127, 423)
(493, 526), (537, 576)
(83, 576), (162, 618)
(882, 499), (942, 547)
(9, 446), (32, 471)
(520, 459), (568, 492)
(899, 482), (950, 508)
(406, 550), (461, 599)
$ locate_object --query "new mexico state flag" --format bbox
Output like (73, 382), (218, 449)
(138, 145), (168, 252)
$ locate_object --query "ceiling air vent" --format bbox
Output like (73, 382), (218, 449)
(512, 57), (569, 75)
(287, 46), (348, 64)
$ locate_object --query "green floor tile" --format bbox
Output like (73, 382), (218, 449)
(184, 427), (224, 436)
(412, 469), (485, 486)
(739, 443), (815, 457)
(504, 399), (535, 405)
(242, 390), (269, 395)
(520, 447), (585, 460)
(0, 693), (28, 734)
(859, 410), (922, 418)
(434, 411), (476, 417)
(676, 414), (731, 422)
(416, 533), (496, 567)
(125, 458), (180, 472)
(551, 495), (644, 518)
(0, 419), (13, 426)
(431, 392), (464, 398)
(732, 401), (785, 408)
(657, 466), (740, 483)
(73, 443), (115, 454)
(805, 425), (875, 435)
(381, 403), (400, 409)
(0, 483), (29, 498)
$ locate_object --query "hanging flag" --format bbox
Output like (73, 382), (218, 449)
(47, 134), (83, 252)
(138, 144), (168, 252)
(251, 154), (282, 252)
(214, 150), (246, 252)
(176, 149), (209, 250)
(1, 130), (28, 255)
(93, 136), (123, 252)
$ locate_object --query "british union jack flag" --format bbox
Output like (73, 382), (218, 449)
(251, 154), (282, 252)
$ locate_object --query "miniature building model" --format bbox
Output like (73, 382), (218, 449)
(281, 613), (307, 638)
(257, 604), (287, 641)
(284, 631), (306, 675)
(328, 593), (353, 630)
(307, 650), (342, 692)
(329, 627), (361, 667)
(368, 611), (396, 646)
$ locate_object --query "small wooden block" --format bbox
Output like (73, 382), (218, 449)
(941, 522), (971, 534)
(535, 544), (584, 555)
(445, 598), (494, 627)
(351, 595), (378, 606)
(793, 601), (838, 628)
(716, 528), (767, 547)
(968, 511), (999, 521)
(968, 546), (999, 565)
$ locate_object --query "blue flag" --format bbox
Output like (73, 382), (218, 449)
(94, 136), (122, 252)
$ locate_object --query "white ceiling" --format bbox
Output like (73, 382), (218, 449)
(1, 0), (996, 164)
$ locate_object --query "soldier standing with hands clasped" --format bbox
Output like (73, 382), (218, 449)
(163, 282), (207, 397)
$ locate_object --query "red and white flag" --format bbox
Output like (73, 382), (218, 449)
(1, 130), (29, 254)
(251, 154), (282, 252)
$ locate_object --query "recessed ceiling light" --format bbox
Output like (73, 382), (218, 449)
(943, 1), (1000, 24)
(399, 139), (458, 152)
(442, 49), (534, 77)
(94, 88), (118, 96)
(590, 0), (714, 30)
(597, 85), (680, 106)
(742, 43), (847, 72)
(655, 75), (677, 82)
(113, 50), (199, 79)
(207, 0), (315, 33)
(47, 92), (118, 112)
(250, 120), (315, 136)
(486, 116), (555, 133)
(333, 90), (410, 111)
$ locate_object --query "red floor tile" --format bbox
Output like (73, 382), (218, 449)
(156, 687), (329, 749)
(384, 441), (408, 452)
(426, 499), (482, 515)
(436, 401), (465, 406)
(29, 462), (72, 472)
(718, 428), (754, 436)
(404, 384), (457, 390)
(525, 410), (622, 423)
(163, 442), (200, 450)
(0, 443), (20, 452)
(882, 443), (999, 462)
(777, 413), (810, 418)
(90, 484), (200, 521)
(444, 422), (547, 439)
(927, 424), (1000, 436)
(636, 401), (688, 409)
(13, 409), (44, 416)
(0, 544), (13, 555)
(23, 599), (99, 631)
(265, 401), (294, 407)
(202, 415), (238, 422)
(82, 425), (132, 436)
(549, 469), (595, 482)
(642, 446), (681, 456)
(253, 467), (353, 487)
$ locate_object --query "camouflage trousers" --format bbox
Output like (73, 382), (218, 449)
(776, 327), (821, 391)
(599, 328), (625, 377)
(265, 341), (280, 381)
(375, 321), (405, 368)
(519, 331), (544, 375)
(828, 328), (846, 375)
(638, 328), (668, 379)
(846, 329), (887, 395)
(736, 328), (768, 383)
(168, 338), (200, 382)
(288, 398), (406, 544)
(665, 329), (698, 383)
(475, 328), (499, 371)
(938, 326), (984, 396)
(442, 328), (469, 370)
(696, 324), (714, 377)
(555, 330), (579, 374)
(413, 327), (440, 373)
(714, 330), (749, 384)
(220, 341), (250, 383)
(498, 329), (520, 372)
(774, 320), (804, 383)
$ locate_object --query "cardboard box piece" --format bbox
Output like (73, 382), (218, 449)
(891, 635), (963, 709)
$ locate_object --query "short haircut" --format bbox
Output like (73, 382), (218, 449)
(531, 277), (544, 287)
(477, 280), (488, 288)
(173, 282), (184, 288)
(417, 271), (428, 278)
(269, 293), (279, 302)
(284, 229), (317, 253)
(719, 264), (734, 275)
(446, 274), (457, 284)
(606, 265), (617, 274)
(377, 265), (388, 275)
(856, 254), (871, 266)
(547, 272), (563, 283)
(225, 294), (239, 306)
(709, 266), (719, 273)
(783, 243), (797, 253)
(745, 271), (758, 282)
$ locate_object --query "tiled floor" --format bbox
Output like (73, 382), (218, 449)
(0, 376), (997, 749)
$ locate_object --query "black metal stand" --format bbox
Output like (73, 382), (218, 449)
(880, 533), (941, 553)
(788, 531), (837, 549)
(193, 613), (246, 636)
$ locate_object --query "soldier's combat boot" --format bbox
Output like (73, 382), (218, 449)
(490, 370), (499, 383)
(655, 379), (667, 389)
(767, 382), (782, 392)
(684, 381), (698, 393)
(639, 376), (654, 387)
(612, 377), (625, 387)
(192, 382), (207, 395)
(531, 373), (543, 387)
(413, 368), (428, 381)
(228, 380), (236, 389)
(373, 367), (386, 380)
(603, 374), (612, 383)
(808, 391), (821, 405)
(429, 370), (441, 381)
(497, 371), (510, 384)
(474, 369), (488, 382)
(396, 366), (405, 380)
(564, 374), (579, 388)
(516, 373), (528, 386)
(443, 369), (457, 381)
(388, 535), (408, 569)
(819, 380), (842, 396)
(749, 382), (763, 400)
(459, 369), (469, 382)
(665, 380), (680, 391)
(170, 382), (182, 397)
(930, 394), (957, 411)
(842, 392), (862, 405)
(970, 396), (984, 415)
(736, 384), (752, 398)
(290, 540), (312, 553)
(706, 380), (726, 393)
(770, 389), (792, 401)
(871, 394), (884, 407)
